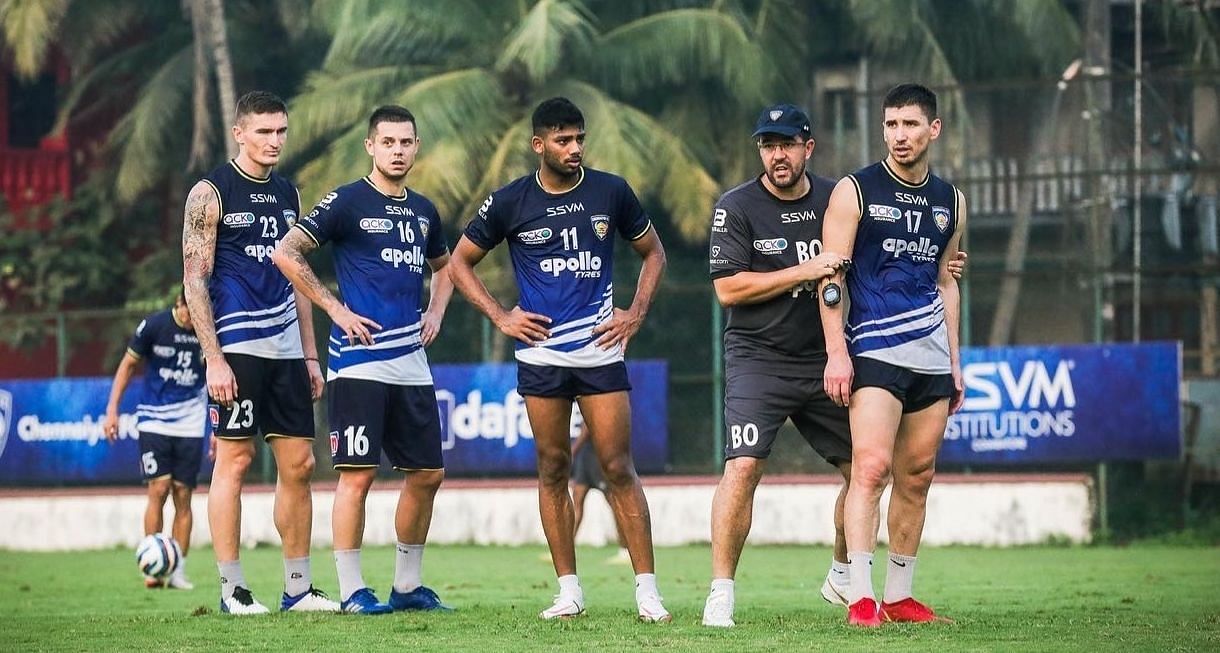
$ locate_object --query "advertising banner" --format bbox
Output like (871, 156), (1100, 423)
(941, 342), (1181, 464)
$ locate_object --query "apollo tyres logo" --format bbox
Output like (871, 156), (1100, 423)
(0, 389), (11, 459)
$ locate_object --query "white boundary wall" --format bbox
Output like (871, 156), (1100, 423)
(0, 476), (1092, 551)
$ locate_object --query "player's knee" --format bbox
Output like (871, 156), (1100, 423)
(723, 456), (765, 487)
(148, 480), (171, 503)
(170, 483), (192, 509)
(280, 449), (316, 484)
(536, 449), (572, 487)
(599, 454), (637, 488)
(407, 469), (445, 495)
(896, 457), (937, 495)
(219, 445), (255, 478)
(851, 453), (892, 490)
(338, 468), (376, 495)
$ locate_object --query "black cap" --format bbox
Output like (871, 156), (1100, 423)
(752, 103), (812, 139)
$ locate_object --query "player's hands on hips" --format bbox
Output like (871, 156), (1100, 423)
(496, 306), (551, 346)
(824, 352), (854, 408)
(305, 358), (324, 401)
(948, 250), (968, 279)
(331, 305), (382, 346)
(420, 310), (443, 347)
(950, 365), (965, 414)
(593, 307), (643, 352)
(206, 354), (239, 407)
(103, 408), (119, 443)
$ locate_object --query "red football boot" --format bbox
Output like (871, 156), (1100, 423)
(847, 598), (882, 627)
(880, 597), (952, 623)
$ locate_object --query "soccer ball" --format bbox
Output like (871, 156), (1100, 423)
(135, 533), (182, 579)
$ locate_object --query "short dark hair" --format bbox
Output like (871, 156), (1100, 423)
(235, 91), (287, 123)
(367, 105), (417, 139)
(883, 83), (938, 121)
(532, 97), (584, 135)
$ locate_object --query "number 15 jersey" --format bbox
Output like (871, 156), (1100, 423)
(463, 167), (652, 368)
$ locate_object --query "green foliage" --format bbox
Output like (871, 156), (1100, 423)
(2, 544), (1219, 651)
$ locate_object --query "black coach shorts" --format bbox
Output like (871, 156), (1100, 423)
(138, 432), (204, 488)
(327, 377), (443, 471)
(517, 361), (632, 399)
(209, 353), (315, 440)
(723, 371), (852, 465)
(852, 356), (955, 413)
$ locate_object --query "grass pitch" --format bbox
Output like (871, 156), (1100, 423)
(2, 544), (1218, 652)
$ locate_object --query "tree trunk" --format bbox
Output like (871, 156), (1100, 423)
(184, 0), (213, 172)
(204, 0), (237, 159)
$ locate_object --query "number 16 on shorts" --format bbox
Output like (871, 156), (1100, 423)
(330, 425), (373, 464)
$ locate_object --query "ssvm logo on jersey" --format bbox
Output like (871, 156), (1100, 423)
(518, 227), (553, 245)
(753, 238), (788, 255)
(590, 215), (610, 240)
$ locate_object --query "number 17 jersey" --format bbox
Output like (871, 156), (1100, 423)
(463, 167), (652, 368)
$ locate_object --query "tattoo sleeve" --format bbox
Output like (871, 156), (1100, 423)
(273, 227), (342, 316)
(182, 182), (224, 360)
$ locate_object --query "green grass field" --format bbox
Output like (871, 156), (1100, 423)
(3, 544), (1218, 652)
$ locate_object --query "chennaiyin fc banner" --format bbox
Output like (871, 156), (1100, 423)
(940, 342), (1181, 464)
(0, 360), (668, 485)
(0, 377), (212, 485)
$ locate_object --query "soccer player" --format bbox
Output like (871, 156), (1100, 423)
(448, 97), (670, 622)
(182, 91), (337, 615)
(701, 104), (967, 628)
(272, 105), (454, 615)
(819, 83), (966, 627)
(103, 290), (206, 590)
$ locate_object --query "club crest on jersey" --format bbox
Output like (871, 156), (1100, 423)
(590, 215), (610, 241)
(933, 206), (951, 233)
(417, 217), (430, 239)
(329, 431), (339, 456)
(282, 209), (297, 227)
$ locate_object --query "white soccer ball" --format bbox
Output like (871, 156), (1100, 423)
(136, 533), (182, 579)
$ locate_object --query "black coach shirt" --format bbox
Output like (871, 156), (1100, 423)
(708, 173), (835, 378)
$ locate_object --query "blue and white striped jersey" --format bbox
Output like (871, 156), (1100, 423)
(296, 177), (448, 385)
(845, 160), (958, 374)
(464, 167), (652, 368)
(200, 160), (303, 359)
(127, 309), (206, 438)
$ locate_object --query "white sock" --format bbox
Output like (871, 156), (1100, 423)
(283, 556), (312, 597)
(173, 556), (188, 580)
(883, 553), (918, 603)
(334, 549), (365, 602)
(218, 560), (245, 600)
(709, 578), (734, 596)
(557, 574), (581, 597)
(829, 559), (850, 589)
(635, 572), (658, 599)
(847, 551), (875, 604)
(393, 542), (424, 593)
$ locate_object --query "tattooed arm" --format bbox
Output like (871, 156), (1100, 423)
(272, 227), (381, 347)
(182, 181), (237, 406)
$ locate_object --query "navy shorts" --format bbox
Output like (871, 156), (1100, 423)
(517, 361), (631, 399)
(209, 353), (315, 440)
(138, 432), (204, 488)
(852, 357), (954, 413)
(723, 371), (852, 465)
(327, 378), (443, 471)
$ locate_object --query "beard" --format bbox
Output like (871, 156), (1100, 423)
(765, 160), (806, 189)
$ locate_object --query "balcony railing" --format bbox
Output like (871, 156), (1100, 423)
(0, 147), (71, 213)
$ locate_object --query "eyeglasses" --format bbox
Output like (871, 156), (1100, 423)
(757, 140), (805, 154)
